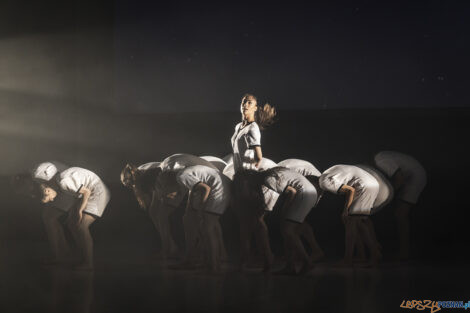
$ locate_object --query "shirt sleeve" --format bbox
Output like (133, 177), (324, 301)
(319, 173), (342, 194)
(264, 175), (283, 193)
(246, 123), (261, 148)
(59, 175), (83, 195)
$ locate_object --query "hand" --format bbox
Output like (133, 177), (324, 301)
(166, 192), (177, 200)
(254, 160), (261, 168)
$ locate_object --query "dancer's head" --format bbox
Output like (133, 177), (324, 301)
(39, 183), (58, 203)
(240, 93), (277, 130)
(121, 163), (161, 210)
(155, 170), (181, 206)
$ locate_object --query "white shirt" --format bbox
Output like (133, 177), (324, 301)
(176, 165), (231, 211)
(356, 164), (394, 209)
(319, 165), (376, 194)
(277, 159), (322, 177)
(199, 156), (227, 172)
(58, 167), (104, 196)
(374, 151), (425, 179)
(160, 154), (218, 172)
(138, 162), (161, 171)
(222, 157), (277, 180)
(231, 122), (261, 172)
(264, 167), (314, 193)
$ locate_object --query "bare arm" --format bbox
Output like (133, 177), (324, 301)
(392, 169), (406, 190)
(68, 186), (91, 226)
(338, 184), (355, 217)
(192, 182), (211, 207)
(281, 186), (297, 212)
(254, 146), (263, 168)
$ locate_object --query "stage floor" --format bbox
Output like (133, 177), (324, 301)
(1, 243), (468, 313)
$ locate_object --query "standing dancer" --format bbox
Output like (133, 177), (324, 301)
(120, 162), (161, 211)
(278, 159), (325, 262)
(154, 154), (219, 260)
(230, 94), (276, 268)
(175, 165), (231, 271)
(231, 93), (276, 171)
(373, 151), (427, 260)
(319, 165), (381, 266)
(234, 167), (322, 274)
(39, 167), (110, 270)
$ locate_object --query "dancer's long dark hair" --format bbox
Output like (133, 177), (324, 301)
(243, 94), (277, 130)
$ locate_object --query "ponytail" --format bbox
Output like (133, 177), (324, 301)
(255, 103), (277, 130)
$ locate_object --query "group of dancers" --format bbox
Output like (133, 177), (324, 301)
(14, 94), (427, 274)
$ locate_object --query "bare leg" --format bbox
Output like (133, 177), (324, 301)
(253, 214), (274, 272)
(354, 235), (367, 262)
(68, 214), (96, 270)
(215, 222), (228, 262)
(363, 217), (381, 251)
(394, 201), (412, 260)
(356, 218), (382, 266)
(42, 206), (71, 262)
(181, 207), (203, 265)
(202, 214), (222, 272)
(239, 214), (256, 271)
(298, 222), (324, 263)
(279, 221), (312, 275)
(149, 201), (178, 258)
(342, 217), (357, 266)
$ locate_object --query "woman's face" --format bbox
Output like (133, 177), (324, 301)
(41, 186), (57, 203)
(240, 96), (258, 119)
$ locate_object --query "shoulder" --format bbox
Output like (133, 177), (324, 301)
(249, 122), (260, 131)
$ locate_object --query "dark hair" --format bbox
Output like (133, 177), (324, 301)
(155, 171), (179, 199)
(242, 94), (277, 130)
(232, 169), (269, 215)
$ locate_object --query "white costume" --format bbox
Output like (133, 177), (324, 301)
(319, 165), (379, 215)
(158, 154), (217, 207)
(356, 164), (394, 214)
(57, 167), (110, 217)
(374, 151), (427, 204)
(199, 156), (227, 172)
(278, 159), (322, 177)
(176, 165), (231, 215)
(137, 162), (161, 171)
(160, 154), (218, 172)
(32, 161), (68, 181)
(263, 167), (318, 223)
(222, 157), (277, 180)
(222, 154), (233, 165)
(231, 121), (261, 172)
